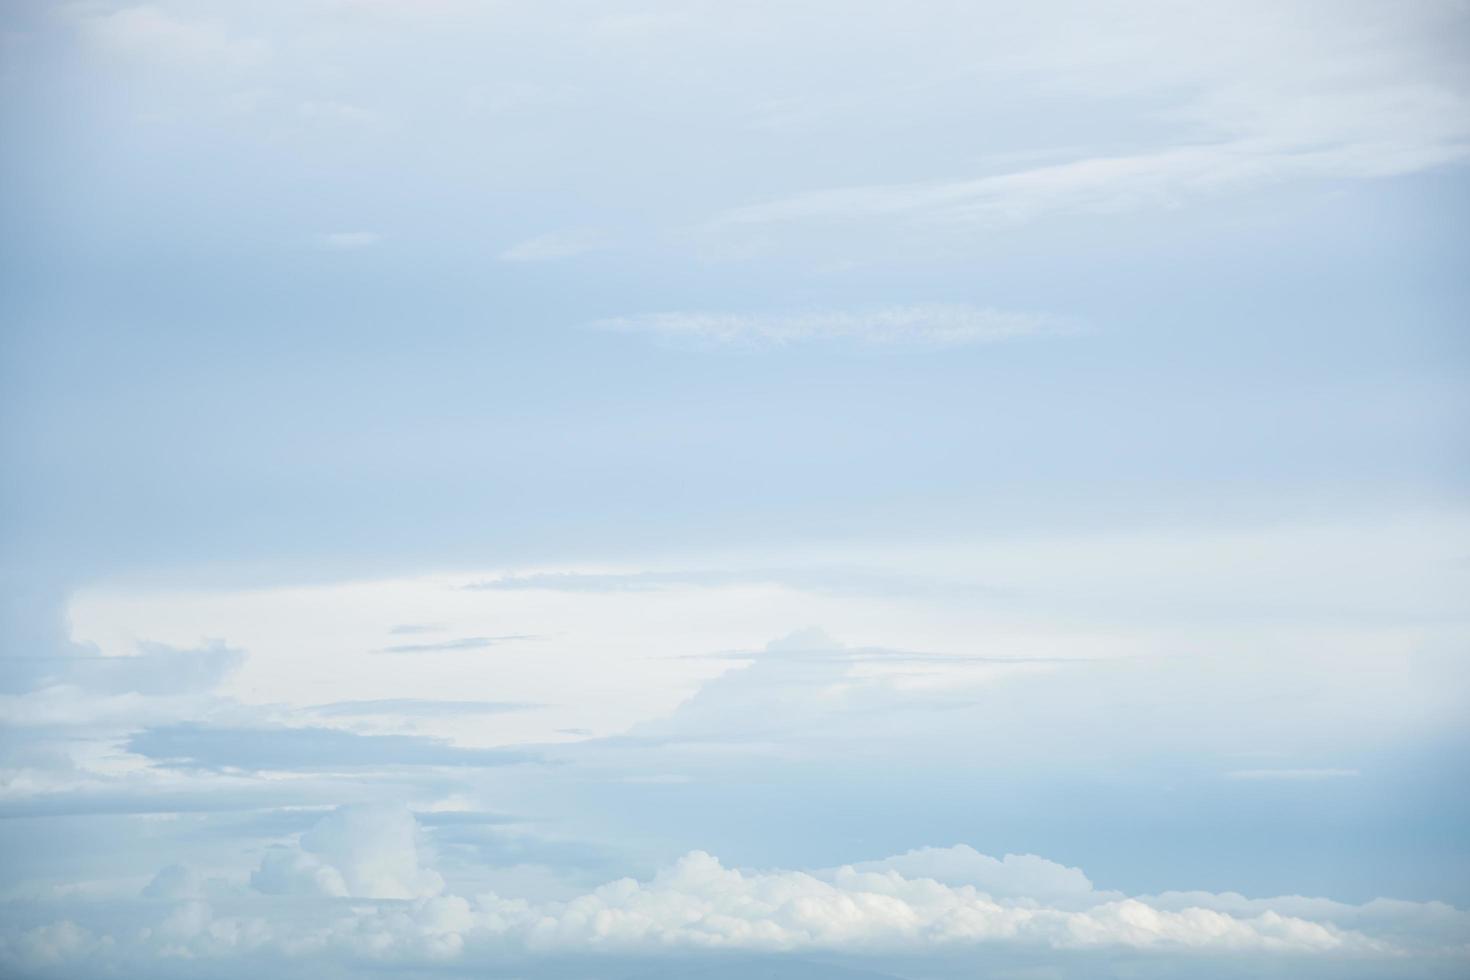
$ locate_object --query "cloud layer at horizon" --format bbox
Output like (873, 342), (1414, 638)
(5, 803), (1467, 979)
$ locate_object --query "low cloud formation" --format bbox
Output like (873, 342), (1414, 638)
(590, 304), (1074, 349)
(494, 850), (1384, 954)
(253, 805), (444, 900)
(6, 807), (1466, 978)
(849, 845), (1098, 905)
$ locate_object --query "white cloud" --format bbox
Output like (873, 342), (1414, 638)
(7, 808), (1468, 976)
(252, 804), (444, 900)
(316, 231), (383, 250)
(590, 304), (1074, 348)
(849, 846), (1098, 905)
(251, 846), (350, 898)
(716, 134), (1468, 230)
(487, 850), (1387, 954)
(141, 864), (206, 901)
(704, 2), (1470, 234)
(27, 845), (1463, 970)
(3, 920), (98, 967)
(499, 229), (607, 262)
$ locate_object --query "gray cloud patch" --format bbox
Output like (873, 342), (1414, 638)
(6, 641), (245, 696)
(386, 623), (444, 635)
(0, 785), (344, 820)
(127, 724), (540, 771)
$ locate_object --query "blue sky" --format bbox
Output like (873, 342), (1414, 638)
(1, 1), (1468, 977)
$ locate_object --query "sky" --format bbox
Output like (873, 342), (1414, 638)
(0, 1), (1468, 977)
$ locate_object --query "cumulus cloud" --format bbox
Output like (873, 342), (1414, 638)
(6, 807), (1467, 977)
(253, 804), (443, 899)
(141, 864), (207, 901)
(590, 304), (1074, 349)
(494, 850), (1386, 954)
(849, 845), (1099, 905)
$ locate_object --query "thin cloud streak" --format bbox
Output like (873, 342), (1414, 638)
(590, 304), (1079, 349)
(716, 136), (1470, 230)
(306, 698), (544, 717)
(377, 635), (539, 653)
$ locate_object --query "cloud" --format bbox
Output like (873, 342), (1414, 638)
(17, 641), (244, 696)
(378, 635), (538, 653)
(253, 804), (443, 900)
(126, 723), (539, 771)
(485, 850), (1388, 955)
(141, 864), (206, 901)
(388, 623), (444, 635)
(499, 228), (607, 262)
(296, 100), (377, 126)
(306, 699), (542, 717)
(709, 4), (1470, 234)
(849, 845), (1099, 905)
(316, 231), (383, 250)
(715, 139), (1467, 230)
(589, 304), (1075, 349)
(6, 811), (1468, 976)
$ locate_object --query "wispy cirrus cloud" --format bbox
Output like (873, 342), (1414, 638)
(716, 135), (1470, 231)
(590, 303), (1077, 349)
(316, 230), (383, 250)
(377, 635), (538, 654)
(499, 228), (607, 262)
(710, 2), (1470, 235)
(307, 698), (542, 717)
